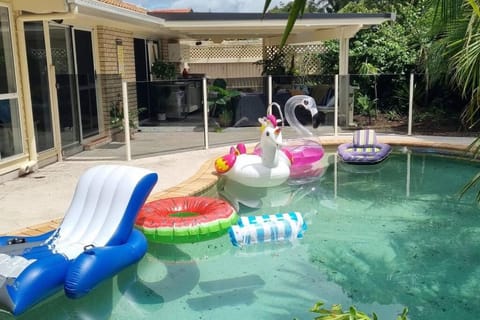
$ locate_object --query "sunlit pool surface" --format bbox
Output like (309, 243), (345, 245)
(6, 149), (480, 320)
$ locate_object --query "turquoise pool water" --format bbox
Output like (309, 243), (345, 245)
(5, 150), (480, 320)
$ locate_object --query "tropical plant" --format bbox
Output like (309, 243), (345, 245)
(429, 0), (480, 128)
(460, 139), (480, 202)
(358, 62), (380, 117)
(316, 2), (426, 114)
(208, 85), (241, 127)
(428, 0), (480, 201)
(385, 109), (402, 121)
(255, 52), (290, 76)
(356, 93), (375, 124)
(151, 59), (177, 80)
(110, 100), (145, 131)
(305, 301), (409, 320)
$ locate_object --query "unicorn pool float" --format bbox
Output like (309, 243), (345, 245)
(214, 115), (292, 188)
(255, 95), (326, 184)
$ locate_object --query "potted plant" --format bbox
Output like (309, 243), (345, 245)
(208, 84), (241, 127)
(150, 59), (177, 119)
(110, 101), (144, 142)
(151, 59), (177, 80)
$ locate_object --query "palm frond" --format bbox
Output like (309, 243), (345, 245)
(432, 0), (463, 23)
(262, 0), (273, 16)
(280, 0), (307, 47)
(465, 136), (480, 157)
(452, 34), (480, 95)
(458, 171), (480, 202)
(466, 0), (480, 17)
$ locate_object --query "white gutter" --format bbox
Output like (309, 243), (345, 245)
(16, 4), (78, 22)
(67, 0), (166, 26)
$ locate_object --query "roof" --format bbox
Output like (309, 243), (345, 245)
(16, 1), (394, 44)
(97, 0), (147, 14)
(150, 12), (394, 21)
(64, 0), (168, 37)
(150, 8), (193, 13)
(150, 12), (396, 44)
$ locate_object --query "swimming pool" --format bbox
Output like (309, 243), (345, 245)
(4, 149), (480, 319)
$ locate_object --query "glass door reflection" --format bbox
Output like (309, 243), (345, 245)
(49, 24), (81, 155)
(25, 21), (54, 153)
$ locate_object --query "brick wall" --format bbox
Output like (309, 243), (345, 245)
(160, 39), (170, 61)
(96, 26), (138, 134)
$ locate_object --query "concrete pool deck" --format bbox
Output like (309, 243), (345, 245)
(0, 133), (476, 236)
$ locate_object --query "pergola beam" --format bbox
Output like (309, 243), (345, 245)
(263, 25), (364, 45)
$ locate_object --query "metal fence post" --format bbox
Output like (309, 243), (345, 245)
(334, 74), (339, 136)
(122, 81), (131, 161)
(408, 73), (414, 136)
(203, 77), (209, 149)
(267, 75), (272, 107)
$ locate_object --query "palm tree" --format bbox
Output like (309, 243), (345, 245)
(428, 0), (480, 200)
(428, 0), (480, 126)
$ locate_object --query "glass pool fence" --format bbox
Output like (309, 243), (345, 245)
(78, 73), (474, 161)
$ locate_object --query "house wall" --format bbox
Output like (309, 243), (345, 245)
(0, 1), (171, 179)
(160, 39), (170, 61)
(96, 26), (138, 133)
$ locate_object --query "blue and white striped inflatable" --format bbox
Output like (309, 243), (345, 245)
(228, 212), (307, 247)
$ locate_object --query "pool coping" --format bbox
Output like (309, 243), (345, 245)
(10, 135), (474, 237)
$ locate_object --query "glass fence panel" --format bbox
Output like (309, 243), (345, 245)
(410, 73), (472, 137)
(348, 74), (410, 135)
(76, 75), (343, 161)
(62, 72), (479, 162)
(208, 76), (265, 129)
(125, 79), (207, 158)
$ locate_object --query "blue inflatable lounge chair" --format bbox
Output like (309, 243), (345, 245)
(337, 129), (392, 164)
(0, 165), (157, 315)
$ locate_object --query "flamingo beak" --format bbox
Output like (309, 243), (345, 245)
(312, 113), (323, 129)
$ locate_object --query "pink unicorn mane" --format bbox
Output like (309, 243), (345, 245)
(266, 115), (277, 128)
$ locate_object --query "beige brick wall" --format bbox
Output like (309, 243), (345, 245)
(96, 26), (138, 133)
(160, 39), (170, 61)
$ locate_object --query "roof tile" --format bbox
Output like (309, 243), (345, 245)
(98, 0), (147, 14)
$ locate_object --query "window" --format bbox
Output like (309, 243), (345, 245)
(0, 5), (22, 160)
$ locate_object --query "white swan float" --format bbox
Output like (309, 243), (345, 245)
(214, 116), (291, 188)
(283, 94), (323, 136)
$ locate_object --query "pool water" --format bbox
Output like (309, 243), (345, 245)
(6, 150), (480, 320)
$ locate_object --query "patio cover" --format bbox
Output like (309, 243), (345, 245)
(149, 12), (395, 45)
(149, 11), (395, 126)
(14, 2), (394, 51)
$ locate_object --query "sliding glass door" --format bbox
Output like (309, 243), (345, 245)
(74, 29), (98, 138)
(24, 22), (99, 156)
(134, 38), (149, 121)
(49, 24), (81, 155)
(24, 21), (54, 153)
